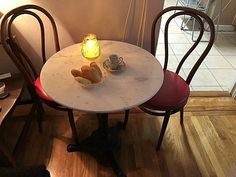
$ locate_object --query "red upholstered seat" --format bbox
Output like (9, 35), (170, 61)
(34, 77), (53, 102)
(143, 70), (190, 110)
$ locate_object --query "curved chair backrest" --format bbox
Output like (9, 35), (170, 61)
(151, 6), (215, 84)
(0, 4), (60, 87)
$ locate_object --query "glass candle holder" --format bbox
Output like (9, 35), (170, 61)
(81, 34), (100, 60)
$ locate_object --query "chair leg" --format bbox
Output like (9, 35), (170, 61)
(123, 110), (130, 130)
(27, 86), (44, 132)
(180, 108), (184, 125)
(67, 109), (79, 144)
(35, 99), (44, 133)
(156, 112), (171, 150)
(0, 142), (16, 167)
(13, 103), (36, 155)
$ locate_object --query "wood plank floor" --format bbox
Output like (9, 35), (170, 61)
(1, 96), (236, 177)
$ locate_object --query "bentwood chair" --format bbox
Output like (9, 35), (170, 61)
(123, 6), (215, 150)
(0, 5), (79, 145)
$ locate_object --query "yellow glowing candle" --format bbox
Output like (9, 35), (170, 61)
(81, 34), (100, 60)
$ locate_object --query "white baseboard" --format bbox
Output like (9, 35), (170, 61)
(216, 25), (235, 32)
(230, 81), (236, 99)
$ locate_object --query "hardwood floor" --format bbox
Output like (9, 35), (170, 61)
(0, 96), (236, 177)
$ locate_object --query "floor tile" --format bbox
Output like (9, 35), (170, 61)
(210, 69), (236, 87)
(174, 16), (186, 27)
(175, 55), (207, 69)
(168, 33), (190, 43)
(214, 35), (236, 55)
(214, 33), (229, 45)
(222, 32), (236, 45)
(184, 30), (210, 43)
(192, 86), (223, 91)
(156, 44), (174, 55)
(161, 16), (178, 27)
(168, 68), (187, 79)
(195, 43), (222, 56)
(164, 0), (176, 7)
(158, 31), (164, 43)
(204, 56), (233, 69)
(221, 86), (230, 92)
(216, 45), (236, 56)
(179, 69), (187, 80)
(156, 55), (165, 67)
(157, 55), (179, 69)
(161, 24), (184, 34)
(183, 69), (219, 86)
(170, 43), (198, 55)
(224, 56), (236, 69)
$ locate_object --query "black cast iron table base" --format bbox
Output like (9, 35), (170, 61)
(67, 113), (126, 177)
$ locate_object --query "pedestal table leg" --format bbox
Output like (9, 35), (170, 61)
(67, 113), (126, 177)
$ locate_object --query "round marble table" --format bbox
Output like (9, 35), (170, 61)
(40, 40), (163, 177)
(41, 40), (163, 113)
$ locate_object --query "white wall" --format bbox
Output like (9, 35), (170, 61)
(0, 0), (31, 74)
(0, 0), (164, 74)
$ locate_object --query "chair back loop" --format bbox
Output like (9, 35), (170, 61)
(0, 4), (60, 86)
(151, 6), (215, 84)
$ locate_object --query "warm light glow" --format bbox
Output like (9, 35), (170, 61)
(81, 34), (100, 60)
(0, 1), (30, 13)
(0, 1), (13, 8)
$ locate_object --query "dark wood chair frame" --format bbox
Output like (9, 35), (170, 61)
(0, 5), (79, 145)
(123, 6), (215, 150)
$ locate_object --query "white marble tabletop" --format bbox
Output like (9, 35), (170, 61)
(40, 40), (163, 113)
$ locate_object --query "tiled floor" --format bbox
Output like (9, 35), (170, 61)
(156, 0), (236, 92)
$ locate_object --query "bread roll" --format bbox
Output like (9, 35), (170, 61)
(89, 67), (101, 83)
(71, 69), (82, 77)
(72, 63), (102, 84)
(90, 62), (102, 77)
(81, 65), (91, 72)
(81, 65), (94, 81)
(81, 65), (101, 83)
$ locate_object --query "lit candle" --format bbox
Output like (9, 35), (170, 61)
(81, 34), (100, 60)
